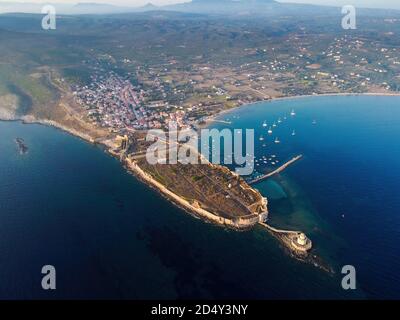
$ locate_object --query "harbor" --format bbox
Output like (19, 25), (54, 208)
(249, 155), (303, 185)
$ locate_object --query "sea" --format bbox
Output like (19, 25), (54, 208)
(0, 95), (399, 299)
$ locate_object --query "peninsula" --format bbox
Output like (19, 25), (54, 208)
(1, 8), (400, 259)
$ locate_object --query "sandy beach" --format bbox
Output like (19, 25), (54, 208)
(198, 92), (400, 128)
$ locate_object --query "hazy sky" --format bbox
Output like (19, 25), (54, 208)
(0, 0), (399, 10)
(278, 0), (400, 10)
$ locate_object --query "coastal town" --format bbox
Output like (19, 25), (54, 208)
(71, 31), (400, 135)
(68, 64), (321, 258)
(72, 72), (190, 131)
(2, 6), (400, 268)
(65, 27), (400, 261)
(4, 1), (400, 301)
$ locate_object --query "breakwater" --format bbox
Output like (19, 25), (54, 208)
(249, 155), (303, 185)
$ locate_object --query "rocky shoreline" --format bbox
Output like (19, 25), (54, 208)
(2, 114), (265, 231)
(3, 92), (399, 271)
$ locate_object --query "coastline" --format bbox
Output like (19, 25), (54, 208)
(23, 117), (97, 144)
(0, 115), (98, 145)
(3, 92), (400, 196)
(2, 92), (400, 228)
(2, 92), (400, 260)
(198, 92), (400, 128)
(0, 114), (263, 231)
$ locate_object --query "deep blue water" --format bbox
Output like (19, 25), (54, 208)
(0, 95), (399, 299)
(211, 95), (400, 299)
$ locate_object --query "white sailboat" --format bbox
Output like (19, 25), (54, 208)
(290, 109), (296, 116)
(262, 121), (267, 127)
(274, 137), (280, 144)
(268, 127), (273, 134)
(292, 129), (296, 136)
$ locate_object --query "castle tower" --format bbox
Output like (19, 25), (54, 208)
(297, 233), (307, 246)
(290, 232), (312, 252)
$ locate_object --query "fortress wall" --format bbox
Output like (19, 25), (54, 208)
(125, 157), (261, 229)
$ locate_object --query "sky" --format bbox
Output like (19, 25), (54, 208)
(278, 0), (400, 10)
(0, 0), (399, 10)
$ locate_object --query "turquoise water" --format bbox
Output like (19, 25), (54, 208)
(0, 95), (399, 299)
(211, 95), (400, 299)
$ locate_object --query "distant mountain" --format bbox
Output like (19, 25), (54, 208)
(141, 3), (159, 11)
(0, 0), (395, 17)
(164, 0), (278, 15)
(0, 1), (303, 16)
(162, 0), (334, 17)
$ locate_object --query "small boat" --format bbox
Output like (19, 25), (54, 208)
(290, 109), (296, 116)
(268, 127), (273, 134)
(284, 115), (287, 120)
(259, 135), (264, 141)
(272, 122), (277, 127)
(262, 121), (267, 127)
(292, 130), (296, 136)
(274, 137), (281, 144)
(312, 120), (317, 125)
(278, 118), (282, 124)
